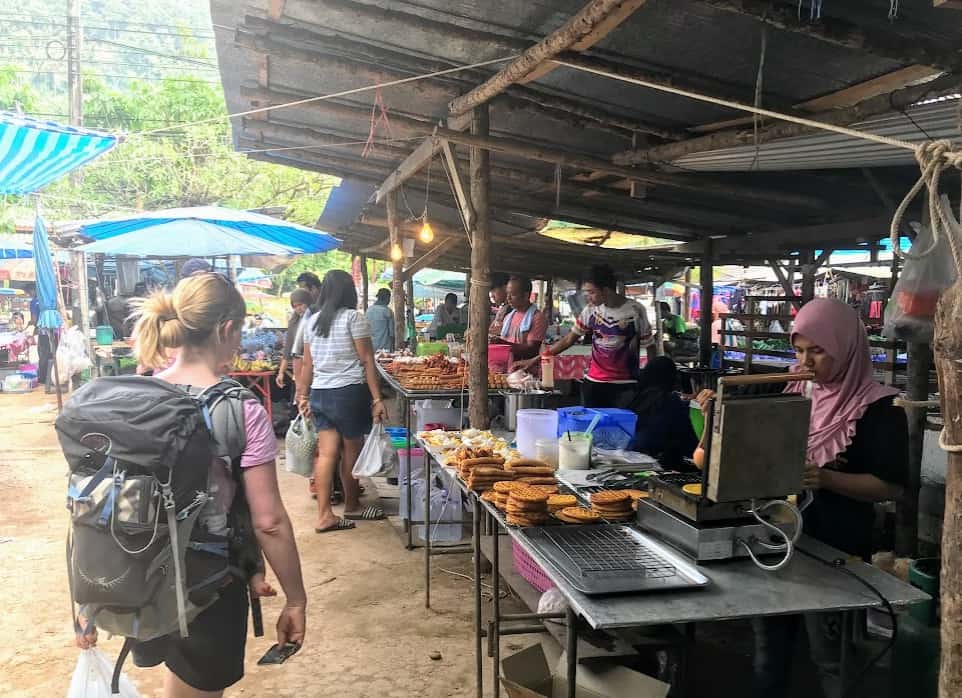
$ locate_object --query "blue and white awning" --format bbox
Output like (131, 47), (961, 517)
(0, 112), (120, 194)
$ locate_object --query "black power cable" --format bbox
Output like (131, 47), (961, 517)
(795, 546), (898, 698)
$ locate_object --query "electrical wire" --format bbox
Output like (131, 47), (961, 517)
(736, 498), (803, 572)
(794, 546), (898, 698)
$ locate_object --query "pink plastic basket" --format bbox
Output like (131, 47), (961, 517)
(512, 540), (555, 593)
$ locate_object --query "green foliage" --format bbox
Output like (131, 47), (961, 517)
(0, 65), (39, 112)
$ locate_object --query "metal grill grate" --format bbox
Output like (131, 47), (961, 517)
(541, 526), (677, 579)
(657, 473), (703, 488)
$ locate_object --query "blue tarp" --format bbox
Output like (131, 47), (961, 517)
(33, 217), (61, 329)
(0, 112), (119, 194)
(78, 206), (340, 256)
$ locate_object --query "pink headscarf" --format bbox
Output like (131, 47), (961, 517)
(786, 298), (898, 466)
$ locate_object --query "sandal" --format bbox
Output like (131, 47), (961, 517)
(344, 506), (386, 521)
(314, 518), (355, 533)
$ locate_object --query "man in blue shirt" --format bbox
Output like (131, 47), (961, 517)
(366, 288), (395, 353)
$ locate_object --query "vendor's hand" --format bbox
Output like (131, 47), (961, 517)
(296, 395), (311, 419)
(803, 462), (823, 490)
(249, 572), (277, 599)
(276, 603), (306, 648)
(694, 389), (715, 414)
(510, 357), (538, 372)
(275, 372), (286, 388)
(372, 400), (388, 423)
(74, 617), (98, 649)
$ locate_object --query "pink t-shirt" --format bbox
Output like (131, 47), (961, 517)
(241, 399), (277, 467)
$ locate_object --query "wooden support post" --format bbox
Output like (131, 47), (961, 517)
(468, 104), (491, 429)
(800, 249), (816, 303)
(406, 277), (417, 354)
(71, 251), (91, 360)
(699, 240), (714, 366)
(681, 267), (691, 322)
(360, 254), (369, 309)
(544, 278), (555, 321)
(897, 342), (930, 557)
(386, 193), (406, 349)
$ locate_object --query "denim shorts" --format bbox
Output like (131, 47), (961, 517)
(310, 383), (373, 439)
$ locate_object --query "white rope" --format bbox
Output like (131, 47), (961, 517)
(135, 55), (515, 136)
(940, 429), (962, 453)
(889, 140), (962, 262)
(554, 58), (930, 153)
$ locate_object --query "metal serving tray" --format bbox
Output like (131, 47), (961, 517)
(518, 524), (710, 595)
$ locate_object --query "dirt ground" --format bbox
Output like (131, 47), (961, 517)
(0, 389), (512, 698)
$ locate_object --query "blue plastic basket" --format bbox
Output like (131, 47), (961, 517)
(557, 407), (637, 450)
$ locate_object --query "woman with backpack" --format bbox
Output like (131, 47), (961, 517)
(296, 269), (388, 532)
(76, 272), (307, 697)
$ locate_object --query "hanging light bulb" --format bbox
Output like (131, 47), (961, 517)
(419, 219), (434, 244)
(390, 243), (403, 262)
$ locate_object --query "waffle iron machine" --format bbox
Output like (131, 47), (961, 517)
(636, 372), (814, 568)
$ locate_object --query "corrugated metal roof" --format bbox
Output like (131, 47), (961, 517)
(673, 95), (961, 171)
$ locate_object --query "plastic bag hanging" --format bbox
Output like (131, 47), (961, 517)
(67, 649), (142, 698)
(884, 221), (959, 343)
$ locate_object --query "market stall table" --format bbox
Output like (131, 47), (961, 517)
(377, 360), (471, 549)
(228, 370), (275, 425)
(415, 439), (929, 698)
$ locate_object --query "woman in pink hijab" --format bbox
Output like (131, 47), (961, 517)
(754, 298), (907, 698)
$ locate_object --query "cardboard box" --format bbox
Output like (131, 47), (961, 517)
(501, 640), (670, 698)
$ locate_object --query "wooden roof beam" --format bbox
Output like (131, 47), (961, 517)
(374, 133), (442, 204)
(613, 72), (961, 165)
(435, 126), (828, 211)
(699, 0), (962, 73)
(447, 0), (648, 116)
(669, 215), (892, 258)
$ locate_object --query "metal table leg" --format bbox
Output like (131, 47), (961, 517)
(473, 494), (484, 698)
(491, 519), (500, 698)
(405, 396), (413, 548)
(566, 606), (578, 698)
(425, 448), (432, 608)
(838, 611), (851, 698)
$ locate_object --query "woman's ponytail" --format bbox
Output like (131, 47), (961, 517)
(132, 291), (186, 369)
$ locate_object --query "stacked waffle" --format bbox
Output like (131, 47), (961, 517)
(546, 494), (577, 513)
(491, 480), (525, 511)
(505, 458), (558, 487)
(589, 490), (635, 522)
(468, 465), (515, 492)
(505, 487), (550, 527)
(554, 506), (602, 525)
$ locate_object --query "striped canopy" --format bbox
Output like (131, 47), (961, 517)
(0, 112), (119, 194)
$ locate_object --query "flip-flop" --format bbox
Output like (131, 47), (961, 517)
(343, 506), (386, 521)
(314, 518), (355, 533)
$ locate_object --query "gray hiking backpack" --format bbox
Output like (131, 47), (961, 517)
(56, 376), (261, 691)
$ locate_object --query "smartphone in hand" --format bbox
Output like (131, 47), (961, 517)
(257, 643), (301, 665)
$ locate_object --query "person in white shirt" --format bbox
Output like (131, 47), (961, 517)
(296, 270), (388, 532)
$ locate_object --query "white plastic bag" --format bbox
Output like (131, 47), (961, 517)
(55, 326), (92, 384)
(67, 649), (142, 698)
(352, 423), (397, 478)
(284, 415), (317, 477)
(884, 219), (959, 343)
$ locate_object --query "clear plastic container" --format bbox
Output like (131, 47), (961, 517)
(558, 433), (592, 470)
(535, 438), (559, 469)
(516, 409), (559, 459)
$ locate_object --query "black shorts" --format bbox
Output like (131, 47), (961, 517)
(132, 581), (249, 691)
(310, 383), (373, 439)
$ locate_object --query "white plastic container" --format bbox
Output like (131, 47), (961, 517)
(558, 433), (592, 470)
(516, 409), (558, 459)
(414, 399), (462, 431)
(535, 438), (560, 469)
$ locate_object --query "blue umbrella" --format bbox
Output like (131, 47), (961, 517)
(76, 205), (340, 257)
(33, 217), (62, 329)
